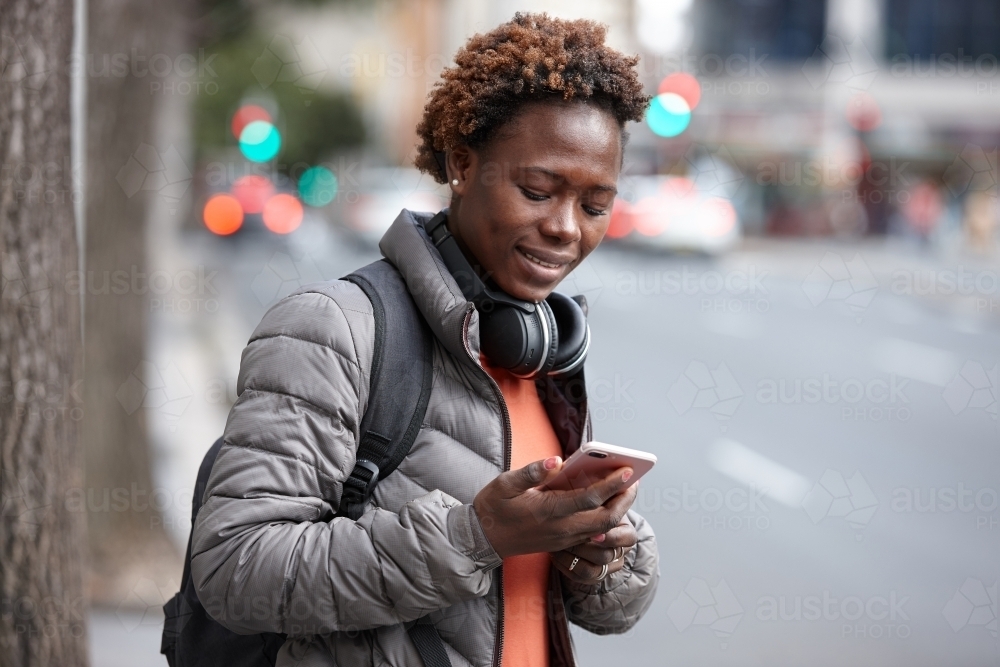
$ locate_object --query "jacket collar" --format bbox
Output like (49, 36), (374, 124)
(379, 208), (590, 452)
(378, 208), (481, 365)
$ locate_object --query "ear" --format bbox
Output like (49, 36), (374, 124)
(445, 145), (474, 196)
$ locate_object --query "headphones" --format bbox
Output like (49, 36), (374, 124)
(423, 210), (590, 378)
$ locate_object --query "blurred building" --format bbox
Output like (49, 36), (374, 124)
(246, 0), (997, 242)
(626, 0), (999, 238)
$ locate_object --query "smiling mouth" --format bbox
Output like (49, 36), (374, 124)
(519, 249), (564, 270)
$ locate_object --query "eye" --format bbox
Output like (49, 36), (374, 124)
(519, 187), (548, 202)
(583, 205), (608, 217)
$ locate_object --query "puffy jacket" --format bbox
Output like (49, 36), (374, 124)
(190, 209), (660, 667)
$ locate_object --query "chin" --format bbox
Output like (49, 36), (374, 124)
(500, 275), (559, 303)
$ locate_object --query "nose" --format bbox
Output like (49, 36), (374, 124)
(539, 200), (582, 244)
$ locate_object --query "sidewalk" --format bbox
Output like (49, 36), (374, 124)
(89, 608), (163, 667)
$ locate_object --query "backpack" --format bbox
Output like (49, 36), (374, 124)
(160, 259), (452, 667)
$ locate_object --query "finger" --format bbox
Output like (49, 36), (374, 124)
(551, 550), (603, 583)
(567, 525), (636, 564)
(589, 518), (638, 547)
(586, 522), (638, 550)
(563, 485), (638, 542)
(600, 483), (638, 521)
(564, 543), (618, 565)
(546, 466), (634, 516)
(500, 457), (563, 495)
(553, 549), (626, 584)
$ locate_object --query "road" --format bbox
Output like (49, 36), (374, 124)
(91, 218), (1000, 666)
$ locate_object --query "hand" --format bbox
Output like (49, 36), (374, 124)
(472, 456), (638, 559)
(551, 517), (637, 584)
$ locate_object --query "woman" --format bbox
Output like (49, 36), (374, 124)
(192, 12), (658, 667)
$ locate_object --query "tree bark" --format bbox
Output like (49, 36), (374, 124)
(0, 0), (88, 664)
(83, 0), (181, 605)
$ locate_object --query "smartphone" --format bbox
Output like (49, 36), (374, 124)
(541, 441), (657, 492)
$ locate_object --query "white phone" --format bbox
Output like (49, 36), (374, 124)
(541, 441), (656, 492)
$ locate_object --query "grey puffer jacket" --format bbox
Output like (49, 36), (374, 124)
(191, 209), (659, 667)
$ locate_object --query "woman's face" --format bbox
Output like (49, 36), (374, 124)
(445, 100), (622, 303)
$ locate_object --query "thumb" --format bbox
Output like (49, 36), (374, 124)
(503, 456), (562, 494)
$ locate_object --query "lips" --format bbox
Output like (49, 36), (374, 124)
(521, 250), (561, 269)
(513, 246), (576, 287)
(517, 247), (574, 269)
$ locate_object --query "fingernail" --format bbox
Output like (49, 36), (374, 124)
(622, 468), (633, 482)
(544, 456), (560, 470)
(591, 533), (606, 543)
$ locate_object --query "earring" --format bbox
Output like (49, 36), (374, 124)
(451, 179), (459, 186)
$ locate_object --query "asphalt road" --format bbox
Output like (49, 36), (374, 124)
(92, 220), (1000, 666)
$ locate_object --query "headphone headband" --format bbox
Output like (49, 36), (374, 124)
(423, 211), (534, 313)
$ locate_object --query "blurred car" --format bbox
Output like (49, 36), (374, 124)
(609, 173), (742, 254)
(344, 167), (448, 245)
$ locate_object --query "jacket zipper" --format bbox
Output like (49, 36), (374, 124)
(462, 305), (584, 667)
(460, 305), (510, 667)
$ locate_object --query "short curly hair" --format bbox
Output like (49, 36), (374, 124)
(414, 12), (651, 183)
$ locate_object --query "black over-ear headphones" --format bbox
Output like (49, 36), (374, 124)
(423, 210), (590, 378)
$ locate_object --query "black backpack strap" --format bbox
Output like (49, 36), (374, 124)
(162, 437), (227, 662)
(408, 622), (453, 667)
(182, 437), (225, 589)
(343, 259), (450, 667)
(163, 259), (446, 667)
(340, 259), (434, 521)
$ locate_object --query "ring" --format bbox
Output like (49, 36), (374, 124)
(596, 563), (609, 581)
(615, 547), (624, 561)
(568, 557), (580, 571)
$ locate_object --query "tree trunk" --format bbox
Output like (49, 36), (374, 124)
(0, 0), (88, 664)
(83, 0), (181, 605)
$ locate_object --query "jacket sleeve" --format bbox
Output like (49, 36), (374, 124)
(190, 282), (500, 636)
(561, 509), (659, 634)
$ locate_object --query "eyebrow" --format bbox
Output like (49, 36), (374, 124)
(522, 166), (618, 195)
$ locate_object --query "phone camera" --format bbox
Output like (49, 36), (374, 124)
(588, 452), (608, 459)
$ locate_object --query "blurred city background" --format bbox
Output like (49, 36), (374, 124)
(19, 0), (999, 664)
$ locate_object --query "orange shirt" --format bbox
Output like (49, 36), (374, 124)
(481, 356), (563, 667)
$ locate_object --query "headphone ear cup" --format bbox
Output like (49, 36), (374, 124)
(545, 292), (590, 376)
(535, 299), (559, 377)
(480, 302), (554, 377)
(479, 306), (529, 371)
